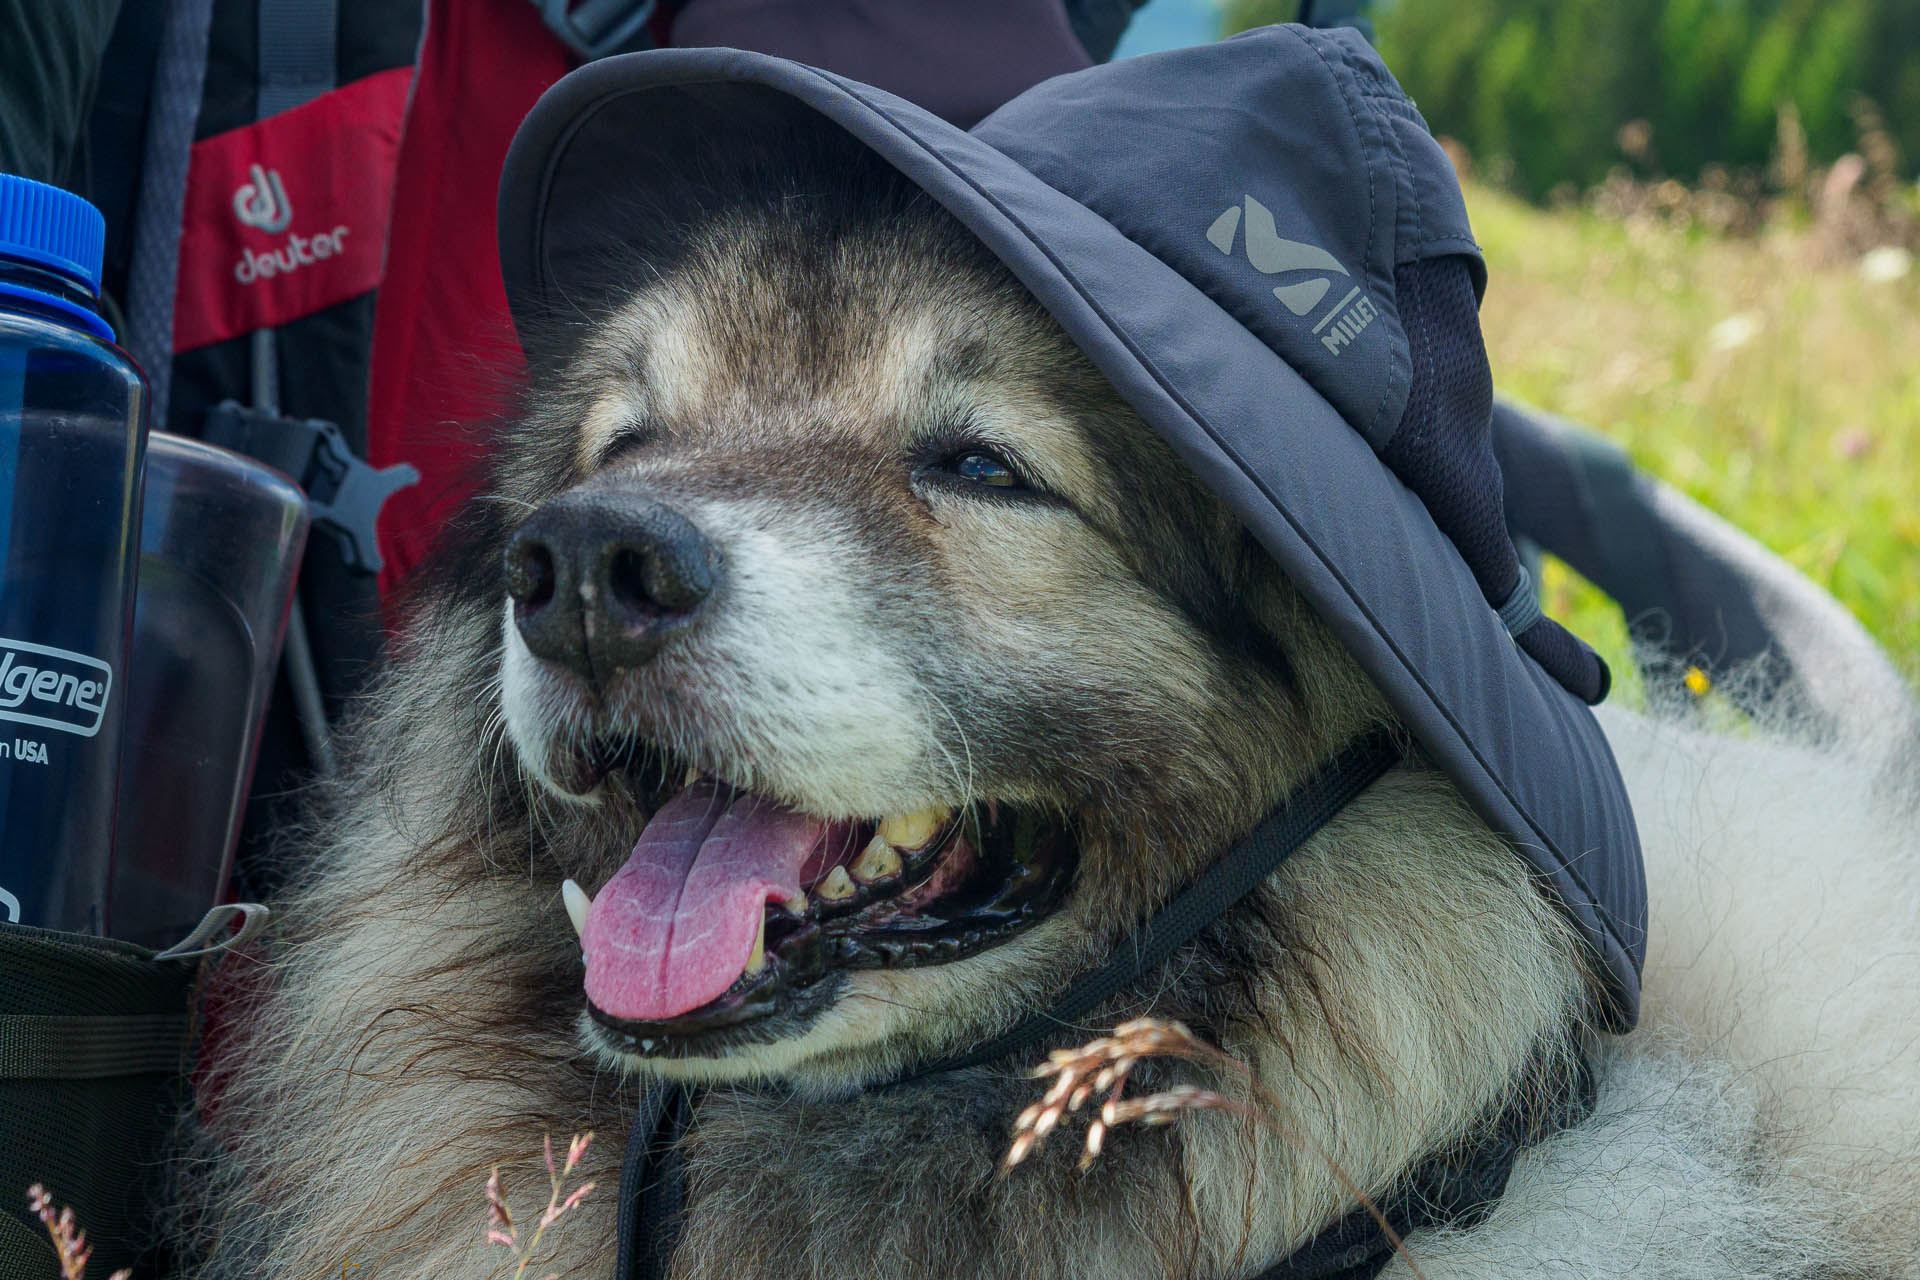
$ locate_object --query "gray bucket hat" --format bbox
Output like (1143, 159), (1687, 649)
(496, 24), (1646, 1028)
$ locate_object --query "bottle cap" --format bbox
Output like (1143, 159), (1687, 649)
(0, 172), (106, 296)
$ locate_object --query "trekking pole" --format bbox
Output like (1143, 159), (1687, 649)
(251, 328), (338, 776)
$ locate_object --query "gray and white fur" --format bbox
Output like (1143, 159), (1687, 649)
(175, 130), (1920, 1280)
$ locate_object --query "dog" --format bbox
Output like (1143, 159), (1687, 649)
(180, 129), (1920, 1280)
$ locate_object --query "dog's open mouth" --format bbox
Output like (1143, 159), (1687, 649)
(574, 750), (1075, 1055)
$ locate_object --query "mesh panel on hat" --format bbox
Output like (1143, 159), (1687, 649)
(1382, 256), (1610, 705)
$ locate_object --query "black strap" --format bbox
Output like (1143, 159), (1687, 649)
(1256, 1051), (1595, 1279)
(614, 1085), (690, 1280)
(913, 727), (1403, 1078)
(123, 0), (216, 426)
(612, 728), (1404, 1279)
(0, 1012), (190, 1079)
(609, 1034), (1593, 1280)
(257, 0), (338, 118)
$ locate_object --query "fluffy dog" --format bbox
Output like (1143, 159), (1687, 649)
(180, 132), (1920, 1280)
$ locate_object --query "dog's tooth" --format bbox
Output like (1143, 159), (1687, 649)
(683, 766), (703, 787)
(745, 917), (767, 976)
(815, 865), (856, 902)
(561, 878), (591, 941)
(877, 806), (951, 851)
(851, 833), (903, 882)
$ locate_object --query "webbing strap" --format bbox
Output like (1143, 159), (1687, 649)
(914, 727), (1403, 1077)
(123, 0), (216, 426)
(613, 1085), (690, 1280)
(258, 0), (340, 117)
(1254, 1050), (1596, 1279)
(532, 0), (658, 61)
(0, 1207), (54, 1268)
(0, 1012), (190, 1080)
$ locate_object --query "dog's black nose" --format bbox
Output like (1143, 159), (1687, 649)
(506, 491), (721, 682)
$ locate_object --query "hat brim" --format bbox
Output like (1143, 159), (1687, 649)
(497, 47), (1643, 1028)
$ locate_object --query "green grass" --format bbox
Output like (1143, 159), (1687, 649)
(1464, 181), (1920, 685)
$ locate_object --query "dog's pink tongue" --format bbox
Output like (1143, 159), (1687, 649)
(582, 781), (826, 1021)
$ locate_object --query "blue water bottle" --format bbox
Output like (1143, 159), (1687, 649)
(0, 174), (148, 933)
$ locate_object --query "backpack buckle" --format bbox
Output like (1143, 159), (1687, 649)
(202, 400), (417, 576)
(533, 0), (657, 61)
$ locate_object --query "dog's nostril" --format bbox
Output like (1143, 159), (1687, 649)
(606, 540), (716, 615)
(506, 538), (557, 611)
(607, 547), (655, 614)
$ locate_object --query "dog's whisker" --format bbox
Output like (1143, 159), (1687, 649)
(908, 675), (976, 806)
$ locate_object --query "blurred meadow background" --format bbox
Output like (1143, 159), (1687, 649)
(1122, 0), (1920, 685)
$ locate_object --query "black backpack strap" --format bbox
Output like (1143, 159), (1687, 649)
(123, 0), (216, 425)
(1254, 1050), (1595, 1279)
(0, 1013), (190, 1080)
(258, 0), (339, 117)
(1064, 0), (1153, 62)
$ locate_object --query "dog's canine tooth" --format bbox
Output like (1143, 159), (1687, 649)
(816, 865), (856, 902)
(852, 833), (903, 882)
(561, 878), (591, 941)
(746, 916), (767, 976)
(684, 766), (703, 787)
(877, 807), (950, 851)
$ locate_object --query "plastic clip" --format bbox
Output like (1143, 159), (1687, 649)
(154, 902), (271, 960)
(533, 0), (657, 61)
(203, 400), (417, 576)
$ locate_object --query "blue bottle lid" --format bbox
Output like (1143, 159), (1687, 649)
(0, 173), (107, 296)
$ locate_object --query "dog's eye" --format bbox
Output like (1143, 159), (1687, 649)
(914, 442), (1047, 503)
(950, 450), (1022, 489)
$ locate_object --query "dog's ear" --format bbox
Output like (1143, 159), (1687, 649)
(1234, 531), (1304, 638)
(1229, 528), (1389, 743)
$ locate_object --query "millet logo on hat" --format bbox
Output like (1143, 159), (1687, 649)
(1206, 195), (1378, 356)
